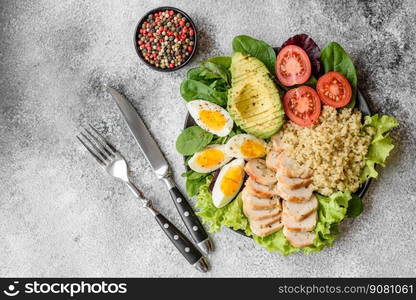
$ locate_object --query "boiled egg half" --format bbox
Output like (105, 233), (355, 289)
(187, 100), (233, 137)
(212, 158), (246, 208)
(225, 134), (268, 160)
(188, 144), (232, 173)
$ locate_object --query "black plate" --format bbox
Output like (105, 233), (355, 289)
(183, 90), (372, 237)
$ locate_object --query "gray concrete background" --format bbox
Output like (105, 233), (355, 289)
(0, 0), (415, 277)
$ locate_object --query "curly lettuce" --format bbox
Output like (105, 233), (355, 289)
(303, 191), (351, 253)
(195, 177), (352, 255)
(360, 114), (399, 183)
(195, 176), (249, 233)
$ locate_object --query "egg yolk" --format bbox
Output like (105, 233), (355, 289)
(199, 110), (226, 130)
(241, 140), (266, 158)
(220, 166), (244, 196)
(195, 148), (225, 168)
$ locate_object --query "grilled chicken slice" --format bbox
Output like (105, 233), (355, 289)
(283, 227), (315, 248)
(276, 182), (314, 203)
(282, 211), (317, 232)
(283, 196), (318, 221)
(245, 177), (277, 198)
(271, 195), (282, 210)
(276, 153), (313, 179)
(276, 170), (313, 189)
(265, 150), (280, 171)
(243, 206), (281, 221)
(271, 132), (286, 152)
(244, 159), (277, 185)
(242, 195), (281, 221)
(252, 213), (281, 229)
(242, 188), (278, 210)
(250, 218), (283, 237)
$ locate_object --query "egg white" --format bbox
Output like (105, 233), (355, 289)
(188, 145), (232, 173)
(225, 134), (268, 160)
(212, 158), (246, 208)
(187, 100), (233, 137)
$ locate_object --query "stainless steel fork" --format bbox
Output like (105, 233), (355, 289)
(77, 125), (208, 272)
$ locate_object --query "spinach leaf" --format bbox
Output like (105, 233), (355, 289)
(209, 79), (229, 92)
(187, 67), (219, 82)
(187, 67), (228, 91)
(176, 126), (214, 155)
(186, 171), (208, 180)
(320, 42), (358, 108)
(180, 79), (227, 106)
(292, 75), (317, 89)
(186, 176), (207, 197)
(187, 67), (206, 80)
(208, 56), (231, 69)
(232, 35), (276, 74)
(346, 194), (363, 218)
(181, 169), (194, 177)
(200, 61), (231, 86)
(181, 169), (210, 196)
(212, 127), (244, 145)
(182, 57), (231, 105)
(304, 75), (317, 88)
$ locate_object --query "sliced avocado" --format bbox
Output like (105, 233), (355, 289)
(228, 52), (285, 139)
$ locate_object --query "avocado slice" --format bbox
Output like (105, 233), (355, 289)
(227, 52), (285, 138)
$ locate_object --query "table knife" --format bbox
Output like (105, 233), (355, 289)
(108, 87), (213, 254)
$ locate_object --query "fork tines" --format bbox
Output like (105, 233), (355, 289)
(77, 125), (116, 166)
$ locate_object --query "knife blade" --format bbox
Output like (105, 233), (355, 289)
(107, 87), (169, 179)
(108, 87), (213, 254)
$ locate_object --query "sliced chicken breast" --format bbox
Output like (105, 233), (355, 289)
(271, 132), (286, 152)
(243, 206), (281, 221)
(283, 196), (318, 221)
(252, 213), (281, 229)
(265, 150), (280, 171)
(245, 177), (277, 198)
(250, 218), (283, 237)
(276, 182), (314, 203)
(276, 153), (313, 179)
(271, 195), (282, 211)
(244, 159), (277, 185)
(276, 170), (313, 189)
(282, 211), (317, 232)
(242, 188), (278, 210)
(283, 227), (315, 248)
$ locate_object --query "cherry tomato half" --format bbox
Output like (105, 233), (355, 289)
(283, 86), (321, 127)
(316, 71), (352, 108)
(276, 45), (312, 86)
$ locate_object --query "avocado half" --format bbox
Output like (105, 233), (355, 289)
(227, 52), (285, 138)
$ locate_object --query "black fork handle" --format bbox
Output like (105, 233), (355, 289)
(161, 177), (213, 254)
(144, 202), (208, 273)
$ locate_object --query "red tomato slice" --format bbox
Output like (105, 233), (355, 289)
(316, 72), (352, 108)
(276, 45), (312, 86)
(283, 86), (321, 127)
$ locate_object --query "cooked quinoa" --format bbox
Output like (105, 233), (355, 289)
(280, 106), (373, 196)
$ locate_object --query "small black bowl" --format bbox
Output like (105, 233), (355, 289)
(133, 6), (197, 72)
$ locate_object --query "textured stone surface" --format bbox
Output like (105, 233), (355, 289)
(0, 0), (415, 277)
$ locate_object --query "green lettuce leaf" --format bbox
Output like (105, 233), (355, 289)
(253, 231), (299, 256)
(195, 176), (249, 233)
(194, 177), (353, 255)
(360, 115), (399, 183)
(303, 191), (351, 253)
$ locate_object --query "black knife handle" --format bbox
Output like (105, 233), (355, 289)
(168, 186), (209, 246)
(154, 212), (203, 265)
